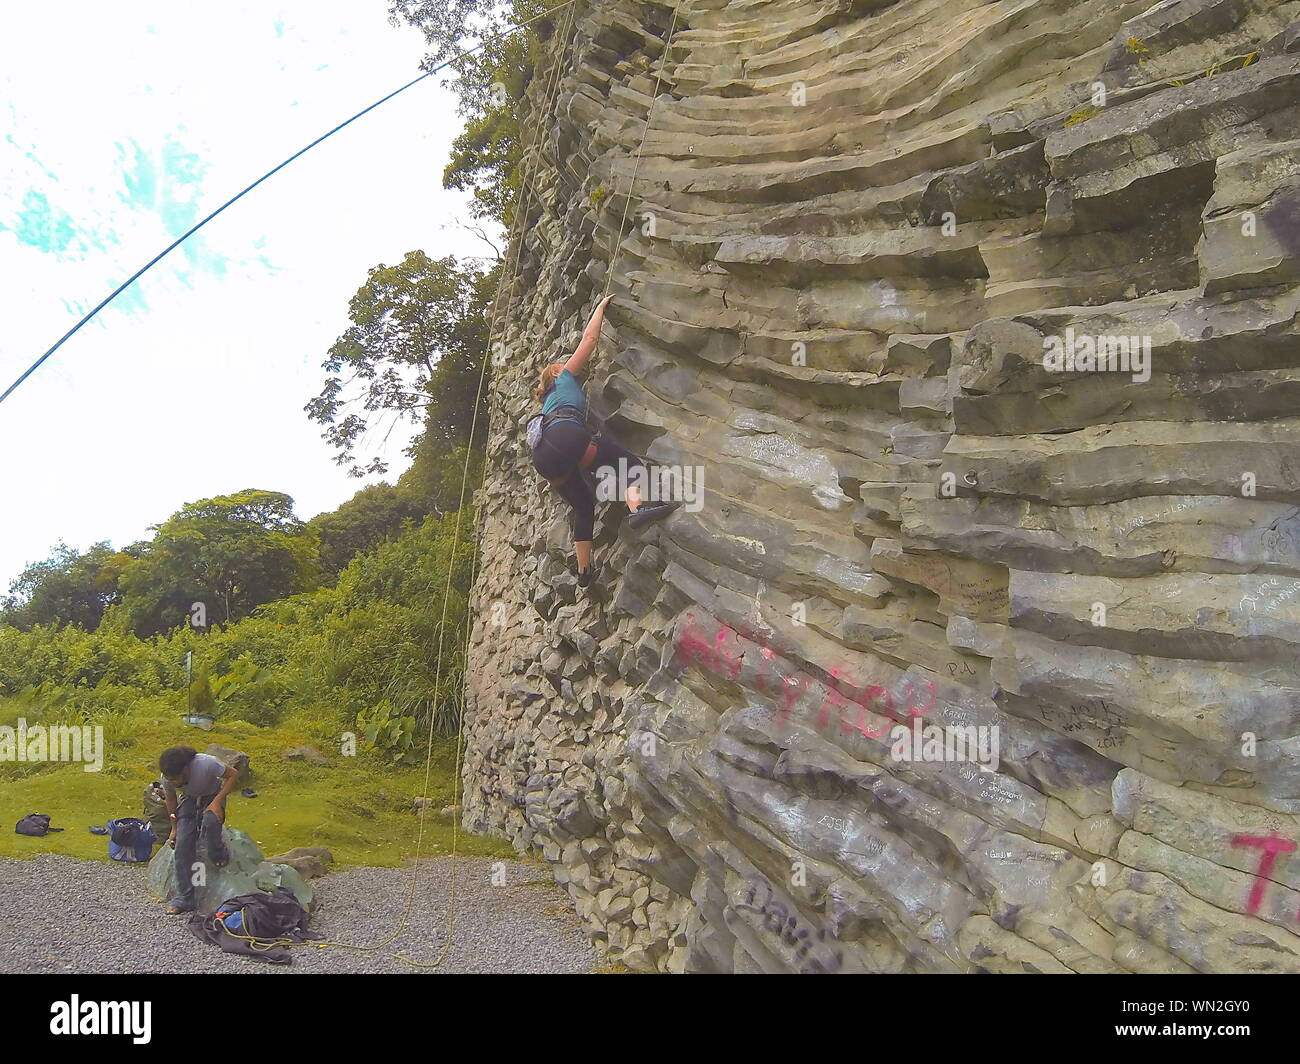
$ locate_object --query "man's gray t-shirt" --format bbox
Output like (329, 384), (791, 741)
(162, 752), (227, 801)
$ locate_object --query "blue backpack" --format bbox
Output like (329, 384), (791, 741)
(106, 817), (154, 862)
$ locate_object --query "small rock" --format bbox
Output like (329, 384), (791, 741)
(265, 847), (334, 880)
(283, 745), (328, 764)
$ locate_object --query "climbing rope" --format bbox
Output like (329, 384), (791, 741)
(163, 0), (687, 968)
(251, 2), (587, 966)
(203, 911), (298, 954)
(221, 0), (591, 968)
(144, 1), (587, 968)
(602, 0), (684, 301)
(391, 0), (584, 969)
(391, 0), (687, 968)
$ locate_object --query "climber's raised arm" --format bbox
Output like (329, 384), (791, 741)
(564, 294), (615, 377)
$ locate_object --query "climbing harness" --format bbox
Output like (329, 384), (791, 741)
(528, 407), (591, 485)
(527, 404), (588, 448)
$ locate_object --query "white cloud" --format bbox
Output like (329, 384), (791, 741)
(0, 0), (494, 585)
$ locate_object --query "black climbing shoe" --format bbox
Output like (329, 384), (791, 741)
(577, 565), (599, 589)
(627, 501), (679, 529)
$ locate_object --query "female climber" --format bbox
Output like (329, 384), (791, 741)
(529, 294), (675, 587)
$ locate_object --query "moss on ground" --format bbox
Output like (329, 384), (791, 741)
(0, 695), (517, 867)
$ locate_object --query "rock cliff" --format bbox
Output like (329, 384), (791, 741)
(463, 0), (1300, 972)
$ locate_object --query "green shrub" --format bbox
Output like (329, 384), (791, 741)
(0, 507), (476, 765)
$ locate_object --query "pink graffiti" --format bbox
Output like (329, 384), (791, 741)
(1231, 832), (1297, 916)
(817, 669), (893, 739)
(675, 611), (934, 737)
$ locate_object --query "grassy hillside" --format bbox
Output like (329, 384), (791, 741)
(0, 692), (515, 866)
(0, 498), (525, 870)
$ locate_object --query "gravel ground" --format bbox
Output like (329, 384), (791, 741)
(0, 853), (599, 973)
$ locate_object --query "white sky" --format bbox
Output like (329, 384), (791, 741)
(0, 0), (492, 588)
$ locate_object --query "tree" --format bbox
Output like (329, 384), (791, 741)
(119, 489), (318, 636)
(306, 482), (426, 582)
(325, 509), (478, 748)
(2, 541), (127, 631)
(399, 439), (485, 518)
(388, 0), (569, 225)
(305, 251), (494, 476)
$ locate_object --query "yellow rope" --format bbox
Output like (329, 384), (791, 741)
(392, 0), (583, 968)
(602, 0), (684, 302)
(182, 0), (585, 967)
(1124, 36), (1258, 89)
(392, 0), (688, 967)
(207, 911), (296, 953)
(205, 0), (690, 971)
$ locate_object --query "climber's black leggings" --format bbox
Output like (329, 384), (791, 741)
(535, 420), (645, 542)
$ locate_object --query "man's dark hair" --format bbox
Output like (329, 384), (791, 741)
(159, 746), (197, 778)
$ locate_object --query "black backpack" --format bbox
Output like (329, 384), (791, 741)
(15, 813), (63, 837)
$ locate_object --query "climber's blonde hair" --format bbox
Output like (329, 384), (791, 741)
(535, 362), (567, 401)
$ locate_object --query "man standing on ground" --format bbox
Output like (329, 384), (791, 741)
(158, 745), (238, 914)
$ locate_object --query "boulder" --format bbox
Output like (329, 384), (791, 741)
(204, 743), (250, 782)
(148, 827), (314, 915)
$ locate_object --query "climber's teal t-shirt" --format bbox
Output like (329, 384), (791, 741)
(541, 369), (587, 423)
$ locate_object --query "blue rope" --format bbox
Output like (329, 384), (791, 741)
(0, 0), (577, 409)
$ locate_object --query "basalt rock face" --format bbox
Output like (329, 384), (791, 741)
(463, 0), (1300, 972)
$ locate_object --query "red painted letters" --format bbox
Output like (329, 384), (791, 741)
(1231, 832), (1297, 916)
(675, 612), (933, 736)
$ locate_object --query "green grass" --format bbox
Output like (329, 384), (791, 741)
(0, 694), (517, 867)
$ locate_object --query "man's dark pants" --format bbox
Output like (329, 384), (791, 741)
(169, 792), (229, 911)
